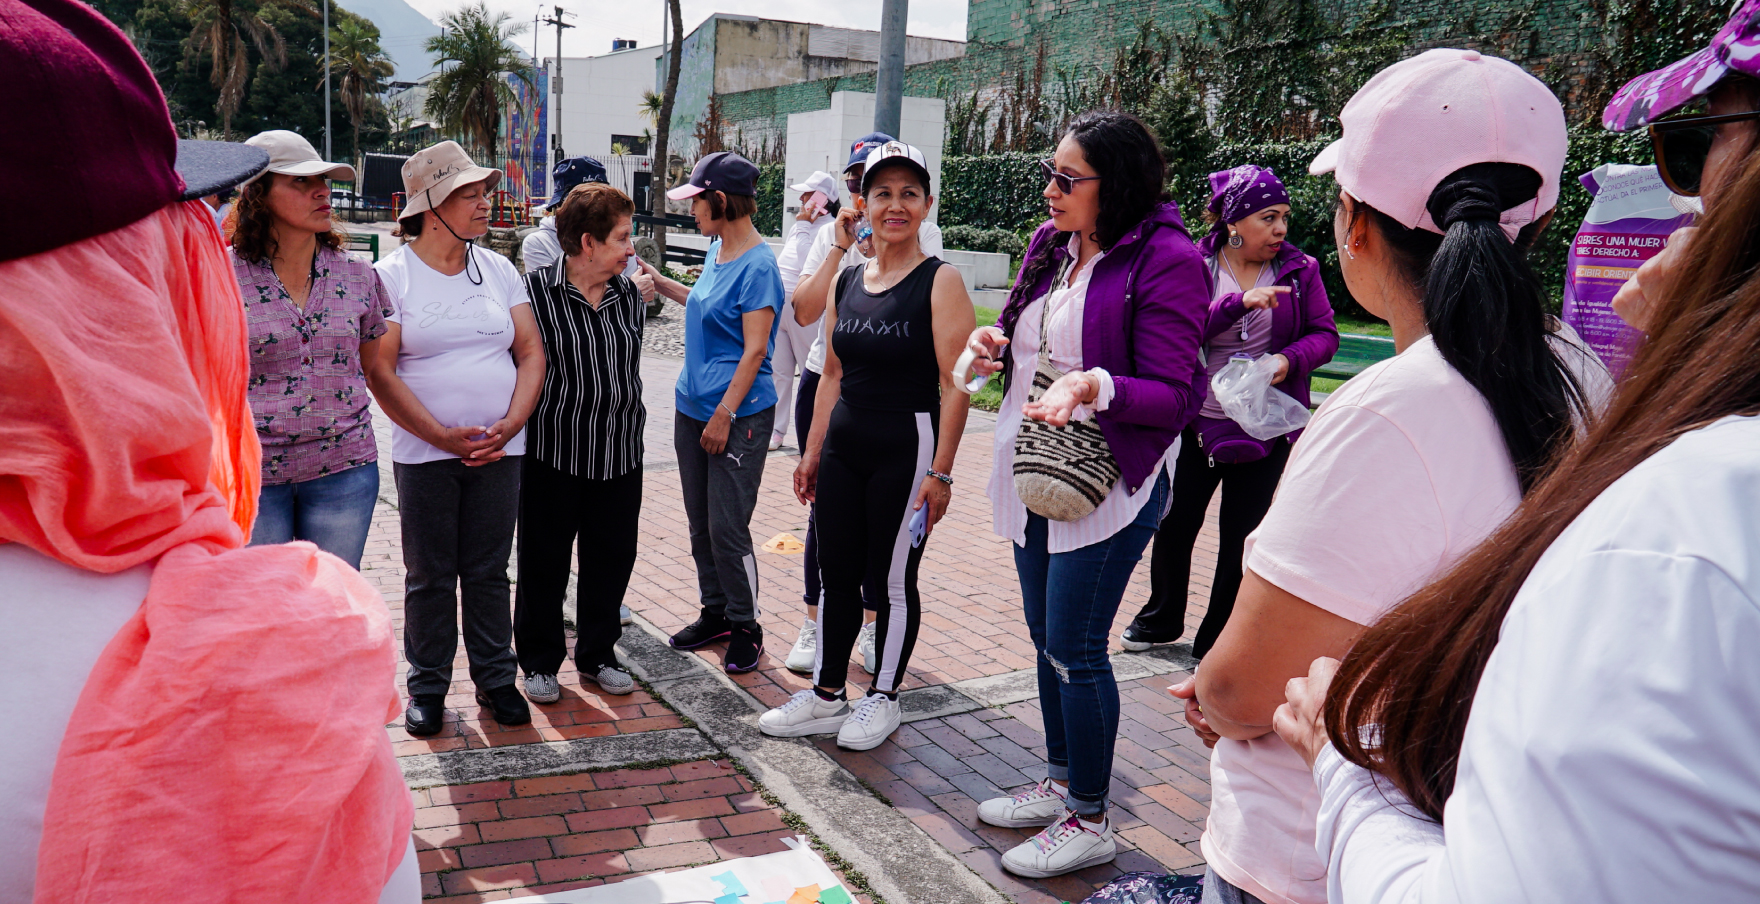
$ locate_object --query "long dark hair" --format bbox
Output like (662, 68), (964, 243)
(1327, 77), (1760, 823)
(1348, 162), (1589, 493)
(1006, 110), (1169, 314)
(230, 175), (345, 264)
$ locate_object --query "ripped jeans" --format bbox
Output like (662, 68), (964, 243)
(1014, 472), (1167, 817)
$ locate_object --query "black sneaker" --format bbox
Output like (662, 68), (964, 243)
(405, 693), (446, 736)
(1120, 621), (1180, 652)
(670, 610), (733, 649)
(725, 620), (764, 673)
(475, 683), (532, 725)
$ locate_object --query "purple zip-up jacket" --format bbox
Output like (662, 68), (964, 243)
(1203, 242), (1339, 410)
(997, 202), (1211, 494)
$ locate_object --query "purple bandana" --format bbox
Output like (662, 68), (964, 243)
(1199, 165), (1291, 257)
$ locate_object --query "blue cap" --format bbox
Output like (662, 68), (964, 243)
(667, 150), (760, 200)
(548, 156), (609, 209)
(845, 132), (894, 172)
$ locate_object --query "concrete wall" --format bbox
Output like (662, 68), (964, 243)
(554, 44), (665, 162)
(783, 92), (946, 231)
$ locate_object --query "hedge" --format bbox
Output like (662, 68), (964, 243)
(941, 224), (1026, 267)
(938, 125), (1651, 319)
(754, 163), (786, 237)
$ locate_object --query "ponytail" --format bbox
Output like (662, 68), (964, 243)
(1354, 163), (1589, 493)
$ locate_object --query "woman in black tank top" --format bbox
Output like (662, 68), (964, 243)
(756, 142), (977, 751)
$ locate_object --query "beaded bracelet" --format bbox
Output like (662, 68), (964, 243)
(925, 469), (953, 486)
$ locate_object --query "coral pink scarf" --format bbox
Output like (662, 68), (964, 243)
(0, 202), (412, 902)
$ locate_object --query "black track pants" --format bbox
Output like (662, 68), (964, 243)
(1135, 428), (1290, 657)
(812, 401), (936, 694)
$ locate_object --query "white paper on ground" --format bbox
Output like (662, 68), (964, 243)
(497, 837), (847, 904)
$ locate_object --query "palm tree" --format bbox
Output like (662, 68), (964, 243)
(181, 0), (313, 138)
(639, 89), (663, 128)
(327, 19), (394, 159)
(423, 2), (532, 157)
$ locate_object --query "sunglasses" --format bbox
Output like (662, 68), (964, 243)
(1039, 159), (1101, 194)
(1649, 109), (1760, 196)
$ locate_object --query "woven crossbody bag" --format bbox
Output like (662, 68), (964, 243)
(1012, 258), (1123, 522)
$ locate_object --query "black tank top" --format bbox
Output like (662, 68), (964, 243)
(832, 257), (943, 412)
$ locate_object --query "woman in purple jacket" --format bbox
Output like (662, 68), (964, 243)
(1123, 166), (1339, 659)
(963, 111), (1211, 878)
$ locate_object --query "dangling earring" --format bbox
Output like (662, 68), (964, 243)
(1227, 230), (1243, 249)
(1345, 241), (1357, 261)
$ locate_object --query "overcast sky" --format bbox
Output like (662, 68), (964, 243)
(397, 0), (969, 60)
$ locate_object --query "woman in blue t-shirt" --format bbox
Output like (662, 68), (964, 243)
(640, 151), (784, 672)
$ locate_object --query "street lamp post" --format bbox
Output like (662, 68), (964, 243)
(874, 0), (906, 137)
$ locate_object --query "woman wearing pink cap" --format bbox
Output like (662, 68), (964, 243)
(1170, 49), (1612, 904)
(1272, 5), (1760, 902)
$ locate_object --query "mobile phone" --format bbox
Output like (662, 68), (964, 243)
(908, 504), (928, 548)
(804, 190), (827, 218)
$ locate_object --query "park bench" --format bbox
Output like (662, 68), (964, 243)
(342, 233), (380, 262)
(1308, 332), (1395, 406)
(1312, 332), (1395, 382)
(633, 212), (707, 269)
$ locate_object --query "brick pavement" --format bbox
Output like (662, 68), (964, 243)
(369, 354), (1224, 902)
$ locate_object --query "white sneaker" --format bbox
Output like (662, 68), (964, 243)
(978, 778), (1069, 828)
(619, 604), (633, 625)
(1001, 812), (1116, 878)
(758, 689), (850, 737)
(858, 621), (878, 675)
(523, 672), (560, 704)
(769, 432), (785, 451)
(785, 617), (819, 674)
(836, 692), (900, 750)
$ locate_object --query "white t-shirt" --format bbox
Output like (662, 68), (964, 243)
(521, 217), (642, 279)
(1202, 327), (1612, 904)
(0, 543), (420, 904)
(800, 218), (943, 374)
(376, 244), (531, 464)
(1311, 414), (1760, 904)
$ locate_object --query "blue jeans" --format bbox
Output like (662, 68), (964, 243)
(1015, 472), (1168, 817)
(251, 463), (380, 569)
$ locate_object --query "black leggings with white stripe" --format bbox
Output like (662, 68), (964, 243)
(813, 400), (936, 695)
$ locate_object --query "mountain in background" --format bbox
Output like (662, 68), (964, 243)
(337, 0), (441, 82)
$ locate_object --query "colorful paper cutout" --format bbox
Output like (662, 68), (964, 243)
(818, 886), (852, 904)
(761, 876), (796, 900)
(787, 885), (822, 904)
(711, 871), (750, 897)
(714, 895), (741, 904)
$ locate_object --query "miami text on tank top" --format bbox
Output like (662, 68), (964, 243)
(833, 257), (944, 412)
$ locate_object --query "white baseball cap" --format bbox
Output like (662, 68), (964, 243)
(860, 141), (932, 193)
(789, 170), (839, 199)
(240, 129), (355, 186)
(1310, 48), (1566, 240)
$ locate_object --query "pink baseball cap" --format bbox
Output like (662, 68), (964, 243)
(1310, 48), (1567, 240)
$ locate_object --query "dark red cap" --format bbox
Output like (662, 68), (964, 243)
(0, 0), (268, 263)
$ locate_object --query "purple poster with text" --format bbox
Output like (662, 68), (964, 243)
(1561, 163), (1696, 377)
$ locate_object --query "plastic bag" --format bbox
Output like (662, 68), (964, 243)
(1079, 871), (1204, 904)
(1210, 353), (1311, 440)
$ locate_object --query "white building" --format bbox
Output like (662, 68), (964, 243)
(784, 91), (946, 227)
(550, 41), (666, 162)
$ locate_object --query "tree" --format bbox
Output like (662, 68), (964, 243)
(639, 89), (663, 128)
(180, 0), (312, 137)
(423, 2), (532, 157)
(650, 0), (682, 258)
(328, 18), (394, 163)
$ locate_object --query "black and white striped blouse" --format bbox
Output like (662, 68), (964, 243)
(523, 260), (645, 479)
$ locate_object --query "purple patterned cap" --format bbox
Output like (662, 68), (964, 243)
(1603, 0), (1760, 132)
(1198, 165), (1290, 257)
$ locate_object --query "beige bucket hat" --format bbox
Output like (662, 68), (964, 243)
(239, 129), (355, 186)
(398, 140), (502, 218)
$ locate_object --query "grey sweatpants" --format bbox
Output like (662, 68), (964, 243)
(674, 408), (774, 625)
(395, 456), (521, 696)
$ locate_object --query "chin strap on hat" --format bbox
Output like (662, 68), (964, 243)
(425, 187), (484, 285)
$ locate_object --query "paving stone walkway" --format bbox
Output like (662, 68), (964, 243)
(366, 353), (1223, 903)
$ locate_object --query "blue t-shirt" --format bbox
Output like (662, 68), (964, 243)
(675, 239), (785, 421)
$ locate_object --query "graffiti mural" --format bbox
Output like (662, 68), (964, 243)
(503, 66), (548, 203)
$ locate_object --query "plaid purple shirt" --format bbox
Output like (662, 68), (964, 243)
(232, 243), (391, 485)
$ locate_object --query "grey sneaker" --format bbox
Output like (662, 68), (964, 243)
(858, 621), (878, 675)
(523, 672), (560, 704)
(583, 663), (635, 695)
(620, 604), (633, 625)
